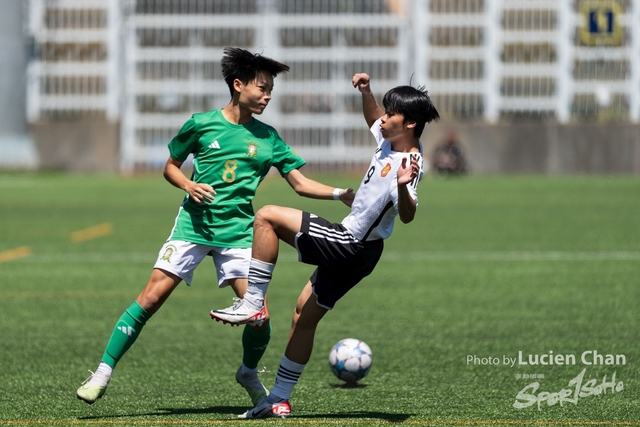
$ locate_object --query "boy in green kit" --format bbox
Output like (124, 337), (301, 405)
(76, 47), (354, 405)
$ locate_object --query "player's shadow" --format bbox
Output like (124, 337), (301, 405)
(300, 412), (413, 423)
(78, 384), (405, 423)
(80, 407), (413, 423)
(330, 381), (368, 389)
(78, 406), (243, 420)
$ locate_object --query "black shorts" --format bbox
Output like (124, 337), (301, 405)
(295, 211), (384, 309)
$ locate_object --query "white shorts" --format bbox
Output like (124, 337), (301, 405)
(153, 240), (251, 287)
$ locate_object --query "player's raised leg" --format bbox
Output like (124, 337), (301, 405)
(210, 206), (302, 325)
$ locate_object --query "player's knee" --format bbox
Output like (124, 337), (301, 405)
(254, 205), (279, 228)
(291, 306), (301, 327)
(292, 305), (322, 332)
(290, 301), (308, 331)
(137, 290), (161, 312)
(138, 271), (176, 312)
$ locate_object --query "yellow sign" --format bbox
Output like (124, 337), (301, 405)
(579, 0), (622, 46)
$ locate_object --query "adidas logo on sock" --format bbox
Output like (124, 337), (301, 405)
(209, 140), (221, 149)
(117, 326), (133, 337)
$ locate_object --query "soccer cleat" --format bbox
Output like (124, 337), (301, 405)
(76, 370), (109, 404)
(210, 298), (266, 326)
(235, 367), (269, 406)
(238, 398), (291, 419)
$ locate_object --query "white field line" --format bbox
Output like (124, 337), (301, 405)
(380, 251), (640, 262)
(13, 251), (640, 263)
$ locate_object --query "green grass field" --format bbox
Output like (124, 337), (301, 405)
(0, 172), (638, 426)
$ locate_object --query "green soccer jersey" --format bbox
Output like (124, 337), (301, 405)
(167, 109), (306, 247)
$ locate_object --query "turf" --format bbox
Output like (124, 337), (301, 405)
(0, 172), (638, 426)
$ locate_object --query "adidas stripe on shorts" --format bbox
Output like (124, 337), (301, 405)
(294, 211), (383, 309)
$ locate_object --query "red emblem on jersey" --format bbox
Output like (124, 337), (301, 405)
(381, 163), (392, 177)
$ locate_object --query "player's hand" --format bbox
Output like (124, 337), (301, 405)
(397, 155), (419, 186)
(352, 73), (371, 93)
(186, 182), (216, 204)
(338, 188), (355, 208)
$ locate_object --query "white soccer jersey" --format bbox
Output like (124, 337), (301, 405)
(341, 118), (424, 241)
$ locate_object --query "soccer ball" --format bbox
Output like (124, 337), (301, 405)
(328, 338), (373, 384)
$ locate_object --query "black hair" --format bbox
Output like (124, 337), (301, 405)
(382, 85), (440, 138)
(221, 47), (290, 97)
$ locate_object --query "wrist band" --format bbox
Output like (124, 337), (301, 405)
(332, 188), (343, 200)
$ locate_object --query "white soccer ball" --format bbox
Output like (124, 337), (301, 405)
(328, 338), (373, 384)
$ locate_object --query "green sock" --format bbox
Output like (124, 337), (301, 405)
(242, 322), (272, 369)
(101, 301), (151, 368)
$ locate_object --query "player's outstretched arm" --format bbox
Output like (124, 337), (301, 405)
(352, 73), (383, 129)
(284, 169), (354, 207)
(163, 157), (215, 204)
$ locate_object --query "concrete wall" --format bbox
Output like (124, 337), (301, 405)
(0, 0), (26, 135)
(423, 122), (640, 174)
(0, 0), (38, 169)
(30, 120), (120, 172)
(27, 119), (640, 174)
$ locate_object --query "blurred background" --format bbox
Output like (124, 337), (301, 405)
(2, 0), (639, 174)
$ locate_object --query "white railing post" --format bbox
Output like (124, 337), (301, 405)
(630, 1), (640, 122)
(119, 8), (137, 173)
(396, 0), (411, 87)
(413, 0), (430, 93)
(484, 0), (501, 123)
(26, 0), (43, 122)
(257, 0), (281, 128)
(556, 0), (573, 123)
(106, 0), (120, 122)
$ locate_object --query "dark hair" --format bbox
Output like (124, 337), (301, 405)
(382, 85), (440, 138)
(221, 47), (290, 97)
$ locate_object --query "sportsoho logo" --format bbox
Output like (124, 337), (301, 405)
(466, 350), (627, 410)
(512, 350), (626, 410)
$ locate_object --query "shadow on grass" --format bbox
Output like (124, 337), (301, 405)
(298, 412), (413, 422)
(78, 406), (243, 419)
(329, 382), (368, 389)
(79, 406), (413, 423)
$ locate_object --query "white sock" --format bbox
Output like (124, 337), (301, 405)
(88, 362), (112, 386)
(240, 363), (257, 376)
(270, 356), (305, 401)
(244, 258), (274, 309)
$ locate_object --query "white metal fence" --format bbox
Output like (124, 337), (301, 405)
(26, 0), (639, 171)
(26, 0), (121, 121)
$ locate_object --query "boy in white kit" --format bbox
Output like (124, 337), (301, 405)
(211, 72), (440, 418)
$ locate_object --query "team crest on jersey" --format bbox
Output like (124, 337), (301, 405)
(161, 244), (177, 263)
(246, 140), (259, 158)
(381, 163), (392, 177)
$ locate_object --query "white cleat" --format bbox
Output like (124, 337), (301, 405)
(210, 298), (266, 326)
(76, 370), (110, 404)
(238, 398), (291, 419)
